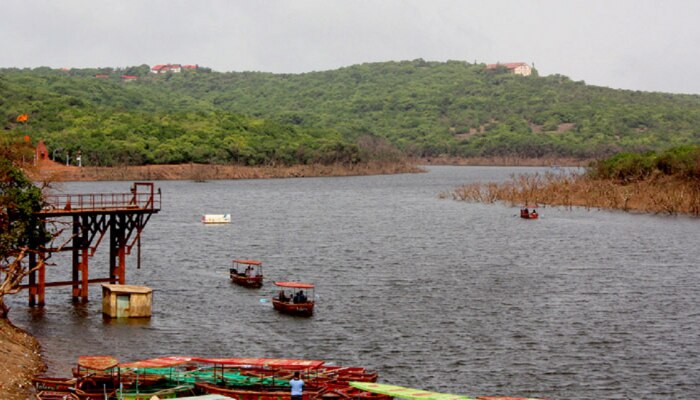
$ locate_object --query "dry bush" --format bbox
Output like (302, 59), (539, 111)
(450, 172), (700, 216)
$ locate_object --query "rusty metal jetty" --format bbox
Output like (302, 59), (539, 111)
(21, 182), (161, 306)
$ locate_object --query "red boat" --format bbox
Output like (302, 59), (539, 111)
(32, 376), (78, 392)
(520, 206), (539, 219)
(230, 259), (264, 288)
(272, 282), (315, 317)
(36, 391), (79, 400)
(316, 366), (378, 383)
(194, 357), (327, 400)
(195, 381), (327, 400)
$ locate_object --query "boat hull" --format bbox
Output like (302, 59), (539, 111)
(195, 381), (325, 400)
(118, 384), (195, 399)
(230, 271), (263, 288)
(272, 299), (314, 316)
(36, 391), (79, 400)
(32, 376), (78, 392)
(520, 209), (538, 219)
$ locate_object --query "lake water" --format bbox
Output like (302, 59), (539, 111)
(8, 166), (700, 400)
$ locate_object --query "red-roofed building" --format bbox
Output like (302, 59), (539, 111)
(486, 62), (532, 76)
(151, 64), (182, 74)
(121, 75), (138, 81)
(95, 74), (109, 78)
(182, 64), (198, 70)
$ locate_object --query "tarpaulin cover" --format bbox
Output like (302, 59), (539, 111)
(274, 282), (315, 289)
(120, 356), (194, 369)
(195, 357), (324, 369)
(349, 382), (475, 400)
(233, 260), (262, 266)
(77, 356), (119, 371)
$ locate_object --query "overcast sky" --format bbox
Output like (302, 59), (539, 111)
(3, 0), (700, 94)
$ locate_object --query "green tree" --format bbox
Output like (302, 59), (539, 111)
(0, 157), (52, 317)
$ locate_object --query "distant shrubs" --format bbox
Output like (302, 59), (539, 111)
(589, 145), (700, 182)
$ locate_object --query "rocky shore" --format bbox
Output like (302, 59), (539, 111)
(0, 319), (44, 400)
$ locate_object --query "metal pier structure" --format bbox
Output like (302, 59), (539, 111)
(22, 182), (161, 306)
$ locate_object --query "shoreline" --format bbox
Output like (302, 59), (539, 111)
(23, 157), (592, 182)
(0, 318), (45, 400)
(25, 160), (424, 182)
(416, 156), (590, 167)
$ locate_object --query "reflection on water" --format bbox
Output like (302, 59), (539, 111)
(8, 166), (700, 400)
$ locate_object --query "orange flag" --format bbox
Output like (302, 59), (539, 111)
(16, 114), (29, 122)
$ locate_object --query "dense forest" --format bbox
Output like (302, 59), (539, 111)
(2, 60), (700, 166)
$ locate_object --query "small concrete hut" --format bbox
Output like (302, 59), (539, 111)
(101, 284), (152, 318)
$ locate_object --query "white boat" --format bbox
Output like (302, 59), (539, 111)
(201, 214), (231, 224)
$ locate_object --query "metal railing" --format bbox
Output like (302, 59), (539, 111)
(41, 182), (161, 213)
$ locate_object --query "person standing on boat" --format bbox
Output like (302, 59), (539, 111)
(290, 371), (304, 400)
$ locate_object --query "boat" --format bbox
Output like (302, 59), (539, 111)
(349, 382), (547, 400)
(70, 355), (122, 399)
(193, 357), (327, 400)
(272, 282), (315, 316)
(116, 383), (196, 399)
(32, 376), (78, 392)
(117, 356), (198, 399)
(349, 381), (474, 400)
(202, 214), (232, 224)
(519, 205), (538, 219)
(230, 260), (264, 288)
(36, 391), (79, 400)
(315, 366), (378, 383)
(194, 381), (327, 400)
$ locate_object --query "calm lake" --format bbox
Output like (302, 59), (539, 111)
(9, 166), (700, 400)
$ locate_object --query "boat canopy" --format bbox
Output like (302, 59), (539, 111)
(233, 260), (262, 266)
(77, 355), (119, 371)
(120, 356), (194, 369)
(195, 357), (324, 369)
(349, 382), (474, 400)
(274, 281), (315, 289)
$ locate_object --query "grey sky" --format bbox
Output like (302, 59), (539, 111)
(2, 0), (699, 94)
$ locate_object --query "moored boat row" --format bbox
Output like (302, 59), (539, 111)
(33, 356), (382, 400)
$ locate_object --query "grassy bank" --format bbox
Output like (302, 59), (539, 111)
(0, 319), (44, 400)
(448, 146), (700, 216)
(449, 171), (700, 216)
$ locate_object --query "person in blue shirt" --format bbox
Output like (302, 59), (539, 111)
(290, 371), (304, 400)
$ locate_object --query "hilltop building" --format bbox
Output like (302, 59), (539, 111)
(486, 62), (532, 76)
(151, 64), (198, 74)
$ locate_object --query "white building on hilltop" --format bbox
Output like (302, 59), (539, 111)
(486, 62), (532, 76)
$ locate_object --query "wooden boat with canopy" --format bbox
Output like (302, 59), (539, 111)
(117, 356), (197, 399)
(69, 355), (121, 399)
(272, 282), (315, 316)
(230, 260), (264, 288)
(192, 357), (327, 400)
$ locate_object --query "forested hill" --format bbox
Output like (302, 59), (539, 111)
(2, 60), (700, 166)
